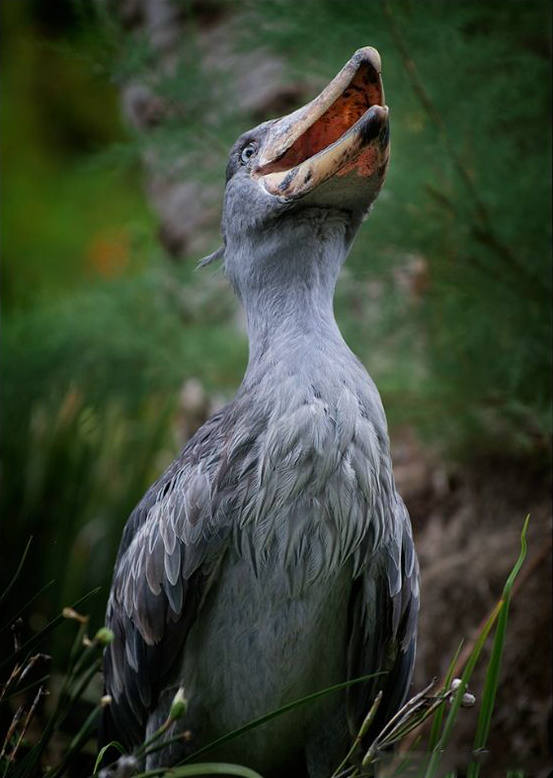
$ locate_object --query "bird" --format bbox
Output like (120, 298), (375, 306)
(102, 46), (419, 777)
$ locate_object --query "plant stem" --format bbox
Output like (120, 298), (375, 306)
(331, 691), (383, 777)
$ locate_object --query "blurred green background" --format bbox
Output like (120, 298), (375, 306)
(1, 0), (551, 752)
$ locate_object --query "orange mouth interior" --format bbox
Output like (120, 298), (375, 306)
(258, 62), (383, 175)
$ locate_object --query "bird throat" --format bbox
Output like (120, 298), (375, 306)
(235, 208), (355, 375)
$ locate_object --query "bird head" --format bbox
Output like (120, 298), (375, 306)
(219, 47), (389, 240)
(209, 47), (390, 309)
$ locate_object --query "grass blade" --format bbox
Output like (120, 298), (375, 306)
(424, 516), (529, 778)
(427, 640), (463, 750)
(92, 742), (126, 776)
(1, 537), (33, 604)
(466, 515), (529, 778)
(4, 674), (51, 702)
(0, 580), (55, 635)
(140, 673), (385, 765)
(135, 764), (264, 778)
(181, 673), (385, 764)
(332, 690), (383, 777)
(46, 705), (101, 778)
(424, 600), (500, 777)
(0, 588), (100, 671)
(4, 591), (102, 777)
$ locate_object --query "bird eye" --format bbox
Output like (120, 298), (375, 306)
(241, 143), (257, 164)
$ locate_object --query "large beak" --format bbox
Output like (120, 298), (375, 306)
(252, 47), (390, 205)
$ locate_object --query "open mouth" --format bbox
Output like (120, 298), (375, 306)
(253, 47), (389, 200)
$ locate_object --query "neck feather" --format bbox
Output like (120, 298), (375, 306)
(227, 210), (352, 375)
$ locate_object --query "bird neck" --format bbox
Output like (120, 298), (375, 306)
(233, 210), (353, 380)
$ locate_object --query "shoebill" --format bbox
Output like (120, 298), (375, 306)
(102, 47), (419, 776)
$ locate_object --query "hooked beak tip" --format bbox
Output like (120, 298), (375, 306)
(354, 46), (382, 74)
(253, 47), (390, 201)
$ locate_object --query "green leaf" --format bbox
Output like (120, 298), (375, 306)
(93, 742), (127, 775)
(466, 515), (530, 778)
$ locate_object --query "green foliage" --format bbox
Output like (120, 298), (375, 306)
(0, 2), (156, 311)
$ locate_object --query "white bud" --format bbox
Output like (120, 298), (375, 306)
(113, 755), (139, 777)
(461, 692), (476, 707)
(62, 607), (88, 624)
(450, 678), (463, 691)
(169, 687), (188, 720)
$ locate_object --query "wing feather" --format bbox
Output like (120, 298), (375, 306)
(101, 410), (234, 750)
(347, 496), (419, 743)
